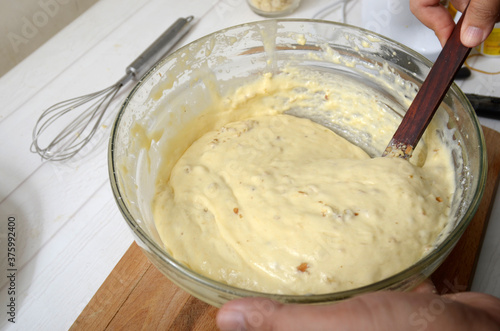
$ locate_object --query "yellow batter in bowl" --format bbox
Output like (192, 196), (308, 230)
(152, 68), (455, 295)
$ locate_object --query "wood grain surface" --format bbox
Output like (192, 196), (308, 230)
(432, 126), (500, 293)
(71, 126), (500, 331)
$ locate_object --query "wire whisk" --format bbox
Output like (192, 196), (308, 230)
(31, 16), (194, 161)
(31, 78), (126, 161)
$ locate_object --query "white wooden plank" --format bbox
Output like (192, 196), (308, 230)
(1, 183), (133, 330)
(0, 154), (110, 289)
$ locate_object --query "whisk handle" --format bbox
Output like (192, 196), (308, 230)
(126, 16), (194, 80)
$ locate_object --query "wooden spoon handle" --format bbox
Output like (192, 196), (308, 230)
(383, 11), (471, 159)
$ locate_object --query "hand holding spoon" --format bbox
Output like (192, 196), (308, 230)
(383, 10), (471, 159)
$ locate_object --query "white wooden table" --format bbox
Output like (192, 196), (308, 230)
(1, 0), (499, 329)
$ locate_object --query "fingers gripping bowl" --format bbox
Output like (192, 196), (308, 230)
(109, 20), (486, 306)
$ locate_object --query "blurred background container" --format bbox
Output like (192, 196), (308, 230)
(247, 0), (301, 17)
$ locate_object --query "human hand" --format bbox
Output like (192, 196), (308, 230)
(410, 0), (500, 47)
(216, 282), (500, 331)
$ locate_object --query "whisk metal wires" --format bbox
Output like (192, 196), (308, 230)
(31, 16), (194, 161)
(31, 75), (131, 161)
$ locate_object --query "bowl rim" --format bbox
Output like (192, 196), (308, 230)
(108, 18), (488, 303)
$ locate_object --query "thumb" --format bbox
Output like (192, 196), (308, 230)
(216, 293), (401, 331)
(216, 291), (499, 331)
(216, 291), (430, 331)
(460, 0), (500, 47)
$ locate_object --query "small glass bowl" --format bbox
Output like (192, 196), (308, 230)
(109, 20), (487, 307)
(247, 0), (301, 17)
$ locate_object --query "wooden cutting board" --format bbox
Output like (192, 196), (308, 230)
(71, 126), (500, 331)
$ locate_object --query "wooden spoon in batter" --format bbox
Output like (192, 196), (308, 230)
(383, 10), (471, 159)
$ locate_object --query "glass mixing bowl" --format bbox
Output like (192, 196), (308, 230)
(108, 20), (487, 306)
